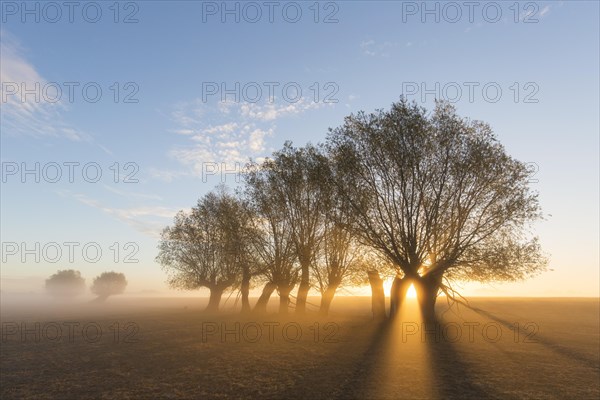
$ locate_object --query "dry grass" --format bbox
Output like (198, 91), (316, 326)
(1, 297), (598, 399)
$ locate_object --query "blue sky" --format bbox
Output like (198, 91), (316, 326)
(1, 1), (598, 296)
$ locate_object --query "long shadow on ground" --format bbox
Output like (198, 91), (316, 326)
(425, 325), (504, 400)
(336, 317), (504, 400)
(335, 320), (392, 399)
(469, 307), (600, 370)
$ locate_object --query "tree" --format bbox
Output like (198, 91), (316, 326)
(251, 142), (330, 313)
(214, 189), (262, 313)
(45, 269), (86, 298)
(244, 159), (299, 314)
(90, 271), (127, 302)
(328, 100), (546, 320)
(157, 189), (243, 312)
(312, 190), (366, 315)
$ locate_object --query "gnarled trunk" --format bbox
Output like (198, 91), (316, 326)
(295, 263), (310, 313)
(278, 284), (293, 314)
(367, 270), (386, 320)
(319, 284), (339, 316)
(415, 274), (442, 322)
(389, 275), (413, 318)
(91, 295), (109, 303)
(253, 282), (276, 313)
(240, 269), (251, 313)
(206, 286), (224, 312)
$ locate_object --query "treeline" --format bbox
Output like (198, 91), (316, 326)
(157, 100), (546, 319)
(45, 269), (128, 302)
(156, 142), (384, 315)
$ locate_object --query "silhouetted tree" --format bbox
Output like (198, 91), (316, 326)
(313, 192), (366, 315)
(214, 189), (263, 313)
(45, 269), (86, 298)
(245, 159), (299, 314)
(328, 100), (546, 320)
(367, 270), (386, 320)
(157, 189), (243, 312)
(362, 253), (395, 320)
(90, 271), (127, 302)
(252, 142), (330, 313)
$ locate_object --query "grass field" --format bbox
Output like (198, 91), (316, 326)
(1, 296), (598, 399)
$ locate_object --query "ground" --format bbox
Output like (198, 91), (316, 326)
(1, 296), (598, 399)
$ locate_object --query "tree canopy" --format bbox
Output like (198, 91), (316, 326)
(45, 269), (86, 298)
(91, 271), (128, 301)
(157, 187), (255, 311)
(327, 100), (546, 317)
(157, 99), (547, 319)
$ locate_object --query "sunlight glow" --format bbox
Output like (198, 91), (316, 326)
(383, 278), (393, 297)
(383, 279), (418, 299)
(406, 283), (417, 299)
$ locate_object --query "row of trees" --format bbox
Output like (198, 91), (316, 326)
(157, 100), (547, 319)
(45, 269), (128, 302)
(156, 172), (367, 315)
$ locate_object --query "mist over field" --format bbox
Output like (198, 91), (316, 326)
(2, 295), (599, 399)
(1, 1), (599, 399)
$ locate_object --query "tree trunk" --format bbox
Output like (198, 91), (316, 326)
(416, 274), (442, 322)
(319, 284), (339, 316)
(389, 276), (412, 318)
(206, 287), (224, 312)
(367, 270), (386, 320)
(295, 262), (310, 313)
(91, 295), (109, 303)
(240, 269), (251, 313)
(278, 285), (292, 314)
(253, 282), (276, 313)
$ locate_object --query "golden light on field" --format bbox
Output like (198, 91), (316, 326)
(360, 290), (435, 399)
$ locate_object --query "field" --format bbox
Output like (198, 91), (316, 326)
(1, 296), (598, 399)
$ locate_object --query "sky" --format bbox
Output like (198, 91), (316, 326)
(1, 1), (598, 297)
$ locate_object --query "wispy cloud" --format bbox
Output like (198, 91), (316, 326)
(101, 185), (163, 201)
(160, 96), (328, 179)
(239, 99), (322, 121)
(0, 30), (88, 141)
(518, 4), (551, 21)
(360, 39), (398, 57)
(169, 124), (274, 170)
(147, 168), (192, 183)
(170, 99), (205, 128)
(68, 192), (180, 238)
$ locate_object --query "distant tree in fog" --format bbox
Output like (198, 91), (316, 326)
(45, 269), (86, 298)
(90, 271), (127, 302)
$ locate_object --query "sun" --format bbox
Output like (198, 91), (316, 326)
(406, 283), (418, 299)
(383, 279), (419, 299)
